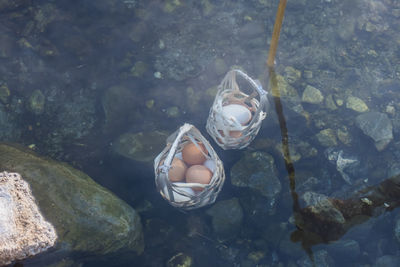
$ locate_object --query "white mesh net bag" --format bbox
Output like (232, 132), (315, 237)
(206, 69), (269, 150)
(154, 123), (225, 210)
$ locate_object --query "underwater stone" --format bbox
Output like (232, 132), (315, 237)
(302, 85), (324, 104)
(374, 255), (400, 267)
(166, 106), (180, 118)
(272, 75), (306, 120)
(395, 219), (400, 245)
(316, 128), (338, 147)
(166, 252), (193, 267)
(0, 84), (10, 104)
(206, 198), (243, 241)
(231, 151), (281, 199)
(130, 61), (147, 77)
(0, 0), (29, 11)
(297, 249), (334, 267)
(28, 89), (45, 115)
(0, 144), (144, 262)
(301, 192), (345, 224)
(346, 96), (369, 113)
(303, 70), (313, 79)
(284, 66), (301, 84)
(356, 111), (393, 151)
(0, 172), (57, 266)
(325, 148), (360, 184)
(327, 239), (360, 262)
(113, 131), (169, 163)
(325, 94), (337, 110)
(385, 104), (395, 116)
(337, 126), (352, 146)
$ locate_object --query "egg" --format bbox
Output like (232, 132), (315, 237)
(218, 128), (243, 138)
(203, 159), (216, 173)
(186, 165), (212, 191)
(182, 142), (207, 165)
(162, 183), (194, 203)
(222, 104), (252, 125)
(228, 131), (243, 138)
(168, 157), (187, 182)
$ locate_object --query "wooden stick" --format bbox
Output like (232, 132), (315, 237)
(267, 0), (287, 67)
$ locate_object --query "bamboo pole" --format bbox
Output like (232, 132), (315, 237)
(267, 0), (287, 67)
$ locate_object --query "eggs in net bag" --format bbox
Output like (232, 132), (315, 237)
(206, 69), (269, 150)
(154, 123), (225, 210)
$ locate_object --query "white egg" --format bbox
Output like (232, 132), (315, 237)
(162, 184), (195, 203)
(175, 152), (183, 160)
(203, 159), (216, 173)
(222, 104), (251, 125)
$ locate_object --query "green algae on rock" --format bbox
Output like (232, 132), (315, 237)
(316, 128), (338, 147)
(28, 89), (45, 115)
(346, 96), (369, 113)
(302, 85), (324, 104)
(0, 143), (144, 259)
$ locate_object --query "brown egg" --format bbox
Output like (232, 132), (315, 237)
(186, 165), (212, 191)
(182, 142), (207, 165)
(229, 131), (242, 138)
(168, 157), (187, 182)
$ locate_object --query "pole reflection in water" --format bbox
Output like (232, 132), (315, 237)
(291, 173), (400, 247)
(267, 66), (400, 263)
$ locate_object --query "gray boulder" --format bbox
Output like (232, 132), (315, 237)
(0, 172), (57, 266)
(231, 151), (281, 199)
(356, 111), (393, 151)
(0, 144), (144, 264)
(206, 198), (243, 241)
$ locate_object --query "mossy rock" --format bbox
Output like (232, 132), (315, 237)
(0, 143), (144, 259)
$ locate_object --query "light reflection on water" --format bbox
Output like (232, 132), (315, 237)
(1, 0), (400, 266)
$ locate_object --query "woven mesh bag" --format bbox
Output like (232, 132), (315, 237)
(154, 123), (225, 210)
(206, 69), (269, 150)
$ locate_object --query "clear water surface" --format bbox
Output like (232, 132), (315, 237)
(1, 0), (400, 266)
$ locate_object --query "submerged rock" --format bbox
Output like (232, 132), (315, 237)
(113, 130), (168, 163)
(301, 192), (345, 225)
(302, 85), (324, 104)
(297, 249), (334, 267)
(327, 239), (360, 262)
(374, 255), (400, 267)
(0, 0), (29, 11)
(325, 148), (361, 184)
(346, 96), (369, 113)
(0, 172), (57, 266)
(316, 128), (338, 147)
(231, 151), (281, 199)
(356, 111), (393, 151)
(0, 144), (144, 264)
(206, 198), (243, 241)
(28, 89), (45, 115)
(166, 252), (193, 267)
